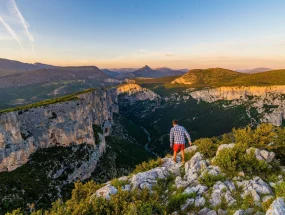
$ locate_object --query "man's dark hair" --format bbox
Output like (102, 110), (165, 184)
(172, 120), (178, 125)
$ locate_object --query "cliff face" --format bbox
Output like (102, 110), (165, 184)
(188, 86), (285, 126)
(0, 88), (118, 172)
(117, 83), (160, 104)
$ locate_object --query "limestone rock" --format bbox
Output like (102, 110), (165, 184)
(131, 167), (169, 189)
(246, 148), (275, 163)
(195, 196), (206, 207)
(188, 86), (285, 126)
(185, 152), (207, 173)
(93, 184), (118, 200)
(0, 88), (118, 172)
(266, 198), (285, 215)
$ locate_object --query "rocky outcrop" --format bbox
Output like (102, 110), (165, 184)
(266, 198), (285, 215)
(117, 83), (160, 105)
(0, 88), (118, 172)
(89, 145), (283, 215)
(188, 86), (285, 126)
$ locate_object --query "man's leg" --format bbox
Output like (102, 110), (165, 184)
(181, 149), (185, 162)
(173, 150), (177, 163)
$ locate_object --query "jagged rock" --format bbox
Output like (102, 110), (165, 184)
(206, 210), (217, 215)
(225, 190), (236, 206)
(195, 196), (206, 207)
(201, 165), (222, 177)
(210, 181), (236, 207)
(198, 208), (211, 215)
(239, 177), (273, 200)
(131, 167), (169, 189)
(181, 198), (194, 211)
(266, 198), (285, 215)
(218, 209), (227, 215)
(216, 143), (235, 156)
(183, 145), (198, 154)
(185, 170), (199, 183)
(162, 157), (184, 176)
(185, 152), (207, 173)
(122, 184), (131, 191)
(93, 184), (118, 200)
(193, 184), (208, 195)
(184, 186), (195, 194)
(246, 148), (275, 163)
(175, 176), (191, 188)
(224, 180), (236, 192)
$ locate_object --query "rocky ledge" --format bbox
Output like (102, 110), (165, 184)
(91, 145), (285, 215)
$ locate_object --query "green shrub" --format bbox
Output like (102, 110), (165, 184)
(133, 158), (162, 174)
(275, 182), (285, 197)
(184, 150), (196, 162)
(199, 171), (226, 187)
(214, 147), (239, 173)
(110, 179), (129, 189)
(167, 192), (196, 212)
(194, 138), (218, 158)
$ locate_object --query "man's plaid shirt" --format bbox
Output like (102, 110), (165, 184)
(170, 125), (191, 145)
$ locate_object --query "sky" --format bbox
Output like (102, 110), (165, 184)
(0, 0), (285, 70)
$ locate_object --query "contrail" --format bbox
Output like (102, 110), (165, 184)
(0, 15), (24, 51)
(11, 0), (34, 51)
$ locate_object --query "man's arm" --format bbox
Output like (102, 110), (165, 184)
(170, 128), (174, 147)
(183, 127), (192, 146)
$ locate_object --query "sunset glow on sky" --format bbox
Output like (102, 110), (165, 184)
(0, 0), (285, 69)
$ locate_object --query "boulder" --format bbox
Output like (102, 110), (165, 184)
(131, 167), (169, 189)
(93, 184), (118, 200)
(266, 198), (285, 215)
(246, 148), (275, 163)
(195, 196), (206, 207)
(185, 152), (207, 173)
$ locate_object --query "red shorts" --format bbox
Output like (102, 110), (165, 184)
(173, 143), (185, 152)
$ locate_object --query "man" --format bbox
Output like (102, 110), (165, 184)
(170, 120), (192, 164)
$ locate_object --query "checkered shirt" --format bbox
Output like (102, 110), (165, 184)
(170, 125), (191, 145)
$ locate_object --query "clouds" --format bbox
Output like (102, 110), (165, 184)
(11, 0), (34, 51)
(0, 15), (23, 51)
(0, 0), (34, 51)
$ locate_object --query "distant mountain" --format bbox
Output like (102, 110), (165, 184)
(131, 65), (186, 78)
(108, 68), (138, 73)
(238, 68), (272, 74)
(0, 58), (57, 73)
(101, 69), (119, 78)
(172, 68), (244, 86)
(155, 67), (187, 76)
(0, 66), (108, 88)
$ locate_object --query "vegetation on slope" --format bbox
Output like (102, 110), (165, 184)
(120, 96), (252, 156)
(0, 88), (95, 114)
(6, 124), (285, 215)
(172, 68), (245, 87)
(226, 69), (285, 86)
(171, 68), (285, 87)
(0, 144), (96, 215)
